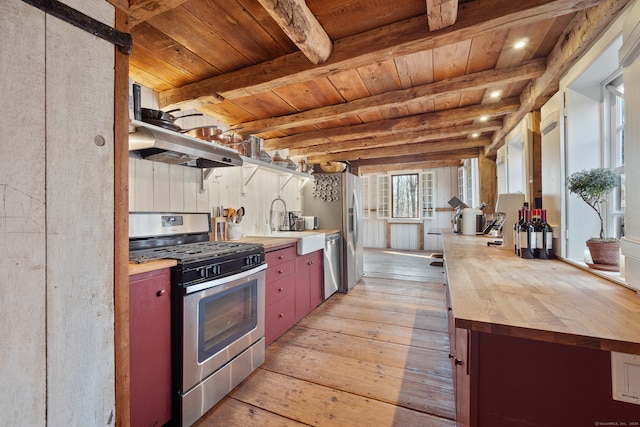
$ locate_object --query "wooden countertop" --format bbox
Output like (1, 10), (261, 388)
(129, 259), (177, 276)
(442, 230), (640, 354)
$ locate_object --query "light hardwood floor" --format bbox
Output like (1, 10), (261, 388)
(194, 248), (455, 427)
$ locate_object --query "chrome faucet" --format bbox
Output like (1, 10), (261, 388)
(269, 197), (288, 232)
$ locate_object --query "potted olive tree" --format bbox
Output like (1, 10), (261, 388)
(566, 167), (621, 270)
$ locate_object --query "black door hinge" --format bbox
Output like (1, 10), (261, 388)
(22, 0), (132, 55)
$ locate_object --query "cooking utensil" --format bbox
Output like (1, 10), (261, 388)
(141, 107), (180, 122)
(236, 207), (245, 223)
(183, 126), (222, 141)
(140, 108), (204, 132)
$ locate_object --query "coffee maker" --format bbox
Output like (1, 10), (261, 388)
(448, 196), (469, 233)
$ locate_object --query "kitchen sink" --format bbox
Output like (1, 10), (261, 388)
(252, 231), (325, 255)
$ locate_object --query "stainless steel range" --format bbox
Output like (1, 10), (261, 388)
(129, 212), (266, 427)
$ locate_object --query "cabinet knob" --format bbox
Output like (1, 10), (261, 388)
(448, 353), (454, 359)
(278, 314), (284, 318)
(156, 289), (166, 297)
(278, 255), (284, 259)
(455, 358), (463, 366)
(278, 287), (284, 292)
(278, 269), (284, 273)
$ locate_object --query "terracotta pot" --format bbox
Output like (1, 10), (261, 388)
(586, 240), (621, 266)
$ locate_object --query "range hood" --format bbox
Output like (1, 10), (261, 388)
(129, 122), (243, 169)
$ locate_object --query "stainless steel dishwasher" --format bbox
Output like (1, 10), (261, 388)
(324, 233), (341, 300)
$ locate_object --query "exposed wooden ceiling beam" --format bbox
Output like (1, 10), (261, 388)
(486, 0), (631, 157)
(265, 97), (519, 150)
(308, 138), (489, 163)
(291, 122), (502, 157)
(158, 0), (602, 110)
(241, 59), (544, 134)
(355, 160), (462, 175)
(426, 0), (458, 31)
(347, 147), (480, 168)
(256, 0), (333, 65)
(128, 0), (188, 27)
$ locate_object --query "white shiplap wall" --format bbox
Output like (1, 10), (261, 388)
(363, 167), (459, 250)
(129, 158), (303, 236)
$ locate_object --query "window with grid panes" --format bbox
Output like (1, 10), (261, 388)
(376, 172), (434, 219)
(377, 175), (390, 218)
(362, 176), (370, 219)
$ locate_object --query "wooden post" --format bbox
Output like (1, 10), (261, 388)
(114, 5), (130, 427)
(478, 150), (497, 213)
(531, 110), (543, 207)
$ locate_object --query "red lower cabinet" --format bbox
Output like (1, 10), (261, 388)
(265, 245), (324, 346)
(265, 245), (297, 346)
(129, 268), (172, 427)
(295, 250), (323, 321)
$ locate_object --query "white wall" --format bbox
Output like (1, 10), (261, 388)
(1, 0), (115, 424)
(540, 92), (565, 256)
(620, 0), (640, 292)
(129, 159), (304, 236)
(363, 167), (458, 250)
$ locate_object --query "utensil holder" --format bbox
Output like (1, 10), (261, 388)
(227, 223), (242, 241)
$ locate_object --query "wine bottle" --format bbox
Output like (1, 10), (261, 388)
(531, 209), (540, 258)
(514, 209), (522, 256)
(519, 208), (535, 259)
(536, 209), (553, 259)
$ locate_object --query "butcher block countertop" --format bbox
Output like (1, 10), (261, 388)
(442, 230), (640, 354)
(129, 259), (177, 276)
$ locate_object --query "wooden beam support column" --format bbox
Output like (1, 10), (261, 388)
(256, 0), (333, 64)
(426, 0), (458, 31)
(478, 149), (497, 214)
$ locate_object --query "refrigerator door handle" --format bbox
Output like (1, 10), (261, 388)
(352, 188), (360, 245)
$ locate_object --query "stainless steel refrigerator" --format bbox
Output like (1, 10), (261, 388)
(302, 172), (363, 292)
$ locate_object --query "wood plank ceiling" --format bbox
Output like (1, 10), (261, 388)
(127, 0), (629, 173)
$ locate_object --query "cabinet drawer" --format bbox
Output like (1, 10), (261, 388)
(265, 245), (297, 267)
(266, 259), (295, 283)
(265, 293), (296, 346)
(266, 273), (295, 306)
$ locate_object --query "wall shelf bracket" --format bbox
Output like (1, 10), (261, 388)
(200, 168), (213, 192)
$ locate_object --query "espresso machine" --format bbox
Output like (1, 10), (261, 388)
(448, 196), (469, 233)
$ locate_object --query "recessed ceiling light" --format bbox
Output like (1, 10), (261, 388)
(490, 90), (502, 98)
(480, 115), (489, 122)
(471, 132), (480, 138)
(514, 39), (528, 49)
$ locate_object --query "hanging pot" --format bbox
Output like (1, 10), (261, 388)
(181, 126), (222, 141)
(141, 107), (180, 123)
(140, 108), (204, 132)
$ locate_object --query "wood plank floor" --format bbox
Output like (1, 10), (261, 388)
(194, 248), (455, 427)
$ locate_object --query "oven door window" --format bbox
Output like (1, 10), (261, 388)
(198, 279), (258, 362)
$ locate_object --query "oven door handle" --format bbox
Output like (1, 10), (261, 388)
(184, 264), (267, 294)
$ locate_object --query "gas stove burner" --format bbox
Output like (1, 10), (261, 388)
(129, 241), (263, 264)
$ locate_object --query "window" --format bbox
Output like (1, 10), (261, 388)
(561, 35), (624, 262)
(376, 172), (434, 220)
(377, 175), (390, 219)
(458, 159), (478, 208)
(392, 174), (419, 218)
(420, 171), (435, 219)
(362, 176), (370, 219)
